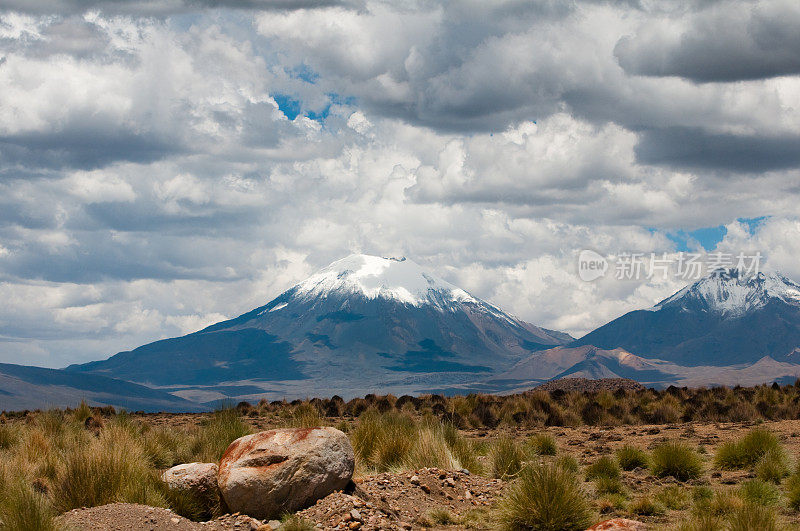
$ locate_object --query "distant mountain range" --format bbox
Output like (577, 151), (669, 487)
(64, 254), (571, 405)
(2, 257), (799, 412)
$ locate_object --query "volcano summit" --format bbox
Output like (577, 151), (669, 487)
(68, 254), (571, 403)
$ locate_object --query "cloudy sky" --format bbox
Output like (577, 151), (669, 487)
(1, 0), (799, 368)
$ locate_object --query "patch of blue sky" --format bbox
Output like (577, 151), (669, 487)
(272, 94), (302, 120)
(272, 92), (356, 123)
(658, 216), (768, 252)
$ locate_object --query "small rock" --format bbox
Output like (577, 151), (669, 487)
(445, 478), (455, 487)
(349, 509), (362, 522)
(409, 475), (419, 485)
(587, 518), (648, 530)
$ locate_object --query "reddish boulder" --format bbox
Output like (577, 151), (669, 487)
(217, 427), (354, 519)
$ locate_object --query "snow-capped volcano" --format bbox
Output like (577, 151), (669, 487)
(652, 268), (800, 317)
(575, 268), (800, 367)
(69, 254), (571, 400)
(292, 254), (479, 308)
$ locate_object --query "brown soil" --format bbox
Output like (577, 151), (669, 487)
(298, 467), (503, 529)
(58, 503), (271, 530)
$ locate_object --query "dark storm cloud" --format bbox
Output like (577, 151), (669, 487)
(0, 129), (181, 171)
(634, 127), (800, 172)
(614, 0), (800, 82)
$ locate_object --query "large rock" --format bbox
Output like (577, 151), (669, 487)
(217, 427), (355, 519)
(162, 462), (219, 511)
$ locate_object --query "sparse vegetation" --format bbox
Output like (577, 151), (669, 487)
(651, 441), (703, 481)
(489, 435), (528, 479)
(714, 428), (782, 470)
(1, 387), (799, 528)
(497, 461), (593, 531)
(527, 433), (557, 456)
(585, 455), (621, 480)
(615, 444), (649, 470)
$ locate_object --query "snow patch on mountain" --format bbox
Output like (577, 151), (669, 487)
(651, 268), (800, 317)
(293, 254), (480, 308)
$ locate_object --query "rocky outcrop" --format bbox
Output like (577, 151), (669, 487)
(217, 427), (355, 519)
(162, 462), (219, 512)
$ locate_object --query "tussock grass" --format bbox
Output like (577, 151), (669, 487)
(713, 428), (782, 470)
(497, 461), (593, 531)
(489, 436), (528, 479)
(655, 485), (690, 510)
(594, 476), (626, 496)
(280, 514), (316, 531)
(650, 441), (703, 481)
(350, 410), (481, 474)
(754, 447), (790, 483)
(628, 495), (664, 516)
(585, 456), (620, 480)
(615, 445), (649, 470)
(0, 480), (57, 531)
(727, 503), (779, 531)
(738, 479), (780, 506)
(190, 407), (252, 462)
(527, 433), (557, 456)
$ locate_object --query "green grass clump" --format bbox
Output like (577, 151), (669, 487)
(280, 514), (316, 531)
(676, 513), (723, 531)
(585, 456), (621, 480)
(615, 445), (649, 470)
(489, 436), (528, 479)
(190, 407), (252, 463)
(497, 461), (593, 531)
(594, 476), (626, 496)
(727, 503), (778, 531)
(692, 489), (743, 518)
(655, 484), (691, 510)
(650, 441), (702, 481)
(627, 495), (664, 516)
(755, 447), (790, 483)
(713, 428), (782, 470)
(0, 480), (57, 531)
(738, 479), (780, 506)
(350, 409), (481, 474)
(527, 433), (557, 456)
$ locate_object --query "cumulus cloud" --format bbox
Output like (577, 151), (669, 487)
(615, 0), (800, 82)
(0, 0), (798, 367)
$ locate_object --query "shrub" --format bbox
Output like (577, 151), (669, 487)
(0, 424), (19, 450)
(651, 441), (703, 481)
(738, 479), (780, 506)
(490, 436), (528, 479)
(615, 445), (649, 470)
(713, 428), (781, 470)
(655, 484), (690, 510)
(497, 461), (593, 531)
(727, 503), (778, 531)
(527, 433), (557, 456)
(585, 456), (621, 480)
(627, 496), (664, 516)
(427, 508), (458, 525)
(755, 447), (790, 483)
